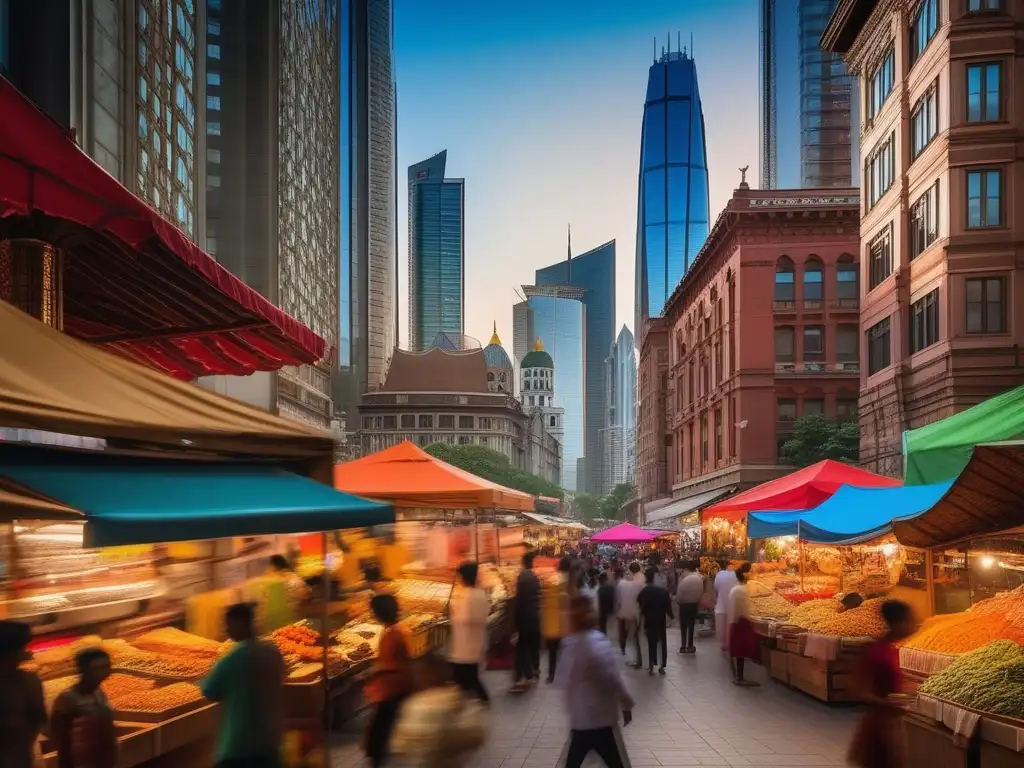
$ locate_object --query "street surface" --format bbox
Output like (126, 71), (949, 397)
(330, 625), (858, 767)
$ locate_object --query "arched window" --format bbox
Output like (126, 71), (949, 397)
(775, 257), (795, 303)
(837, 254), (858, 306)
(803, 257), (823, 304)
(487, 372), (495, 381)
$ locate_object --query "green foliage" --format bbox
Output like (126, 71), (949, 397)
(423, 443), (564, 500)
(570, 493), (604, 520)
(780, 414), (859, 468)
(602, 483), (636, 519)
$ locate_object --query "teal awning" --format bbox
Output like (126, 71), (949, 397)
(0, 447), (393, 547)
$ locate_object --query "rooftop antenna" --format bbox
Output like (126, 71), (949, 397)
(677, 31), (681, 56)
(566, 223), (572, 281)
(691, 32), (694, 59)
(653, 36), (656, 63)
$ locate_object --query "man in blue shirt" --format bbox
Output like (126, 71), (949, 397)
(554, 595), (634, 768)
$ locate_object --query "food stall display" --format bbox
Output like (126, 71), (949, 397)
(917, 640), (1024, 717)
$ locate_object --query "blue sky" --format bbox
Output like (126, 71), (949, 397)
(394, 0), (759, 350)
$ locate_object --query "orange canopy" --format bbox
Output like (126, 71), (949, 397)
(333, 441), (536, 512)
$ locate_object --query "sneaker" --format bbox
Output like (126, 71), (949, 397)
(658, 667), (666, 675)
(648, 668), (655, 676)
(678, 648), (686, 654)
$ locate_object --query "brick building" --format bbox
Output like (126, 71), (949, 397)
(823, 0), (1024, 477)
(636, 318), (671, 516)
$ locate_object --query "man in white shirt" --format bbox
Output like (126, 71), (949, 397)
(675, 560), (704, 654)
(614, 562), (644, 668)
(712, 561), (738, 652)
(449, 561), (491, 703)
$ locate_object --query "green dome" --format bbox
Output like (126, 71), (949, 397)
(522, 349), (553, 369)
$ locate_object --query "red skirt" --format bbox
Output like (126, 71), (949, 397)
(729, 618), (760, 660)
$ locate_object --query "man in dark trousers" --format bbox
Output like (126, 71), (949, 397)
(637, 566), (674, 675)
(510, 551), (541, 692)
(596, 571), (616, 635)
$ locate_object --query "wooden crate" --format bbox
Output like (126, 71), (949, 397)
(903, 713), (969, 768)
(769, 650), (789, 683)
(786, 653), (858, 703)
(979, 739), (1022, 768)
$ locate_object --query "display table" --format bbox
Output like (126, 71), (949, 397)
(766, 636), (866, 703)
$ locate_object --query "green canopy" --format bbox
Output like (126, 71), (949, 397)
(0, 445), (393, 547)
(903, 385), (1024, 485)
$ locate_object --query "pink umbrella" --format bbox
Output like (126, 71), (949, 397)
(590, 522), (658, 543)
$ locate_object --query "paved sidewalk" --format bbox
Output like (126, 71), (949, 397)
(330, 627), (858, 767)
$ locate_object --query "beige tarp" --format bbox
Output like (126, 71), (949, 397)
(0, 300), (333, 478)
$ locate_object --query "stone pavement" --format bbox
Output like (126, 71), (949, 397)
(330, 626), (858, 767)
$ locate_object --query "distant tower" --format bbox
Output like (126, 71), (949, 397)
(483, 321), (514, 394)
(520, 338), (564, 444)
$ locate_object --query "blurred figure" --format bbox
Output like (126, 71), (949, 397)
(848, 600), (916, 768)
(390, 654), (489, 767)
(675, 560), (703, 654)
(615, 562), (644, 668)
(637, 567), (673, 675)
(0, 620), (46, 768)
(200, 602), (285, 768)
(555, 596), (634, 768)
(541, 556), (573, 683)
(712, 560), (738, 652)
(51, 649), (116, 768)
(510, 552), (541, 693)
(449, 561), (490, 703)
(727, 563), (760, 687)
(363, 593), (412, 767)
(596, 572), (616, 635)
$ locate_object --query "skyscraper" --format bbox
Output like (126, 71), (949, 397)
(536, 237), (615, 494)
(635, 40), (710, 334)
(759, 0), (855, 189)
(408, 150), (465, 351)
(603, 325), (637, 490)
(338, 0), (399, 429)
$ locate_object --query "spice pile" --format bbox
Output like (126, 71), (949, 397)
(902, 586), (1024, 655)
(919, 640), (1024, 717)
(109, 682), (204, 714)
(787, 597), (887, 638)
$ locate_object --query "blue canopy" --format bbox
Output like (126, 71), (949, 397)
(748, 481), (954, 544)
(0, 447), (393, 547)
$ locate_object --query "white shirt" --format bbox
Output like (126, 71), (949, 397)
(614, 574), (643, 620)
(727, 583), (751, 625)
(448, 587), (490, 664)
(713, 569), (738, 615)
(675, 572), (704, 604)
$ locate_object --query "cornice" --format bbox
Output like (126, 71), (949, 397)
(845, 0), (900, 74)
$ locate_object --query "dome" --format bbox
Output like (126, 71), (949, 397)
(483, 321), (513, 369)
(522, 337), (553, 370)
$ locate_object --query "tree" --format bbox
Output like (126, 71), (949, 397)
(570, 493), (603, 520)
(780, 414), (859, 467)
(423, 443), (565, 499)
(602, 483), (636, 519)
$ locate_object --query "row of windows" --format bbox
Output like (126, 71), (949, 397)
(361, 414), (516, 431)
(911, 82), (938, 158)
(362, 433), (517, 452)
(778, 396), (858, 423)
(865, 132), (895, 209)
(775, 326), (859, 364)
(774, 258), (858, 304)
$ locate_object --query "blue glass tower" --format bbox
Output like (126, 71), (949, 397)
(635, 43), (710, 333)
(408, 150), (465, 351)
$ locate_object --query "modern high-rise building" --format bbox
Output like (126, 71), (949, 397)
(602, 325), (637, 493)
(536, 237), (615, 494)
(337, 0), (399, 430)
(635, 41), (711, 334)
(759, 0), (856, 189)
(408, 150), (465, 351)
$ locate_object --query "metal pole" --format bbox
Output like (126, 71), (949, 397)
(321, 531), (331, 766)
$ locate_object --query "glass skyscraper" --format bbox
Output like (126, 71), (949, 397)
(604, 325), (637, 489)
(408, 150), (465, 351)
(536, 239), (615, 494)
(759, 0), (855, 189)
(635, 45), (710, 334)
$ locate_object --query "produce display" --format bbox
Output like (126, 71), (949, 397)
(131, 627), (224, 658)
(750, 591), (795, 619)
(698, 557), (720, 580)
(109, 682), (203, 713)
(787, 597), (887, 638)
(806, 548), (842, 577)
(902, 586), (1024, 655)
(389, 578), (454, 614)
(919, 640), (1024, 717)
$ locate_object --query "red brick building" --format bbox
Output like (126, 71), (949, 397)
(636, 317), (670, 515)
(662, 185), (861, 503)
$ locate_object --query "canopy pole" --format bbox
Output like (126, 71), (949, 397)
(798, 533), (805, 593)
(321, 531), (331, 767)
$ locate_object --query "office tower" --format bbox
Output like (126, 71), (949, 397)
(537, 237), (615, 494)
(605, 325), (637, 489)
(635, 38), (710, 334)
(518, 285), (586, 492)
(512, 300), (530, 365)
(759, 0), (854, 189)
(338, 0), (399, 431)
(408, 150), (465, 351)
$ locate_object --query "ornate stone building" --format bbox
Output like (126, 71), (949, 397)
(520, 338), (564, 486)
(636, 317), (671, 518)
(483, 323), (514, 394)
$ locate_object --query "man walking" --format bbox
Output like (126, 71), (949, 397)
(713, 560), (739, 653)
(510, 552), (541, 692)
(675, 560), (704, 654)
(637, 567), (674, 675)
(614, 562), (643, 668)
(449, 561), (490, 703)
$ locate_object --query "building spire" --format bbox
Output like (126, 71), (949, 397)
(489, 320), (501, 346)
(567, 223), (572, 262)
(534, 337), (545, 352)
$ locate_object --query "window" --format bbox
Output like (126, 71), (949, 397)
(868, 225), (893, 290)
(418, 415), (433, 429)
(911, 182), (940, 258)
(965, 277), (1005, 334)
(911, 83), (938, 157)
(967, 63), (1002, 122)
(910, 289), (940, 353)
(459, 415), (474, 429)
(207, 122), (221, 136)
(804, 399), (825, 417)
(458, 436), (471, 445)
(866, 132), (896, 208)
(775, 257), (795, 303)
(550, 416), (556, 427)
(700, 412), (708, 468)
(775, 327), (795, 363)
(207, 43), (220, 59)
(206, 95), (221, 111)
(439, 414), (455, 429)
(714, 342), (722, 384)
(715, 407), (723, 462)
(837, 256), (858, 305)
(361, 416), (373, 430)
(803, 259), (823, 303)
(401, 414), (415, 429)
(803, 326), (825, 362)
(966, 169), (1002, 228)
(836, 396), (858, 422)
(778, 399), (797, 422)
(967, 0), (1002, 10)
(910, 0), (938, 65)
(207, 148), (221, 164)
(837, 325), (859, 362)
(207, 72), (220, 86)
(867, 46), (895, 120)
(868, 317), (892, 375)
(730, 396), (738, 458)
(383, 415), (397, 429)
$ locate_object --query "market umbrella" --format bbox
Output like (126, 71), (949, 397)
(591, 522), (657, 544)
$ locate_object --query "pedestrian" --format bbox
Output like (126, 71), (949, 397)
(0, 620), (46, 768)
(362, 593), (413, 767)
(847, 600), (916, 768)
(510, 552), (541, 693)
(727, 562), (760, 686)
(637, 566), (674, 675)
(675, 560), (703, 654)
(596, 571), (616, 635)
(448, 561), (490, 703)
(648, 552), (668, 589)
(200, 602), (285, 768)
(390, 654), (489, 768)
(712, 559), (738, 653)
(541, 556), (572, 683)
(615, 562), (644, 668)
(50, 648), (117, 768)
(555, 596), (634, 768)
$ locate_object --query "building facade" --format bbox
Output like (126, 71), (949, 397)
(664, 186), (860, 502)
(483, 324), (514, 394)
(408, 150), (465, 351)
(823, 0), (1024, 477)
(601, 325), (637, 493)
(635, 42), (711, 333)
(760, 0), (857, 189)
(636, 318), (671, 513)
(520, 339), (564, 486)
(536, 239), (615, 493)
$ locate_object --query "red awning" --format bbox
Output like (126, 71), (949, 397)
(0, 77), (327, 379)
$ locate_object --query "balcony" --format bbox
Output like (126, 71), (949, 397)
(773, 300), (796, 312)
(774, 362), (796, 373)
(835, 361), (860, 373)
